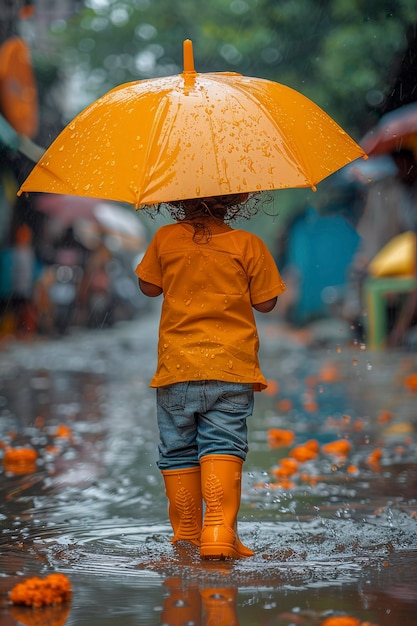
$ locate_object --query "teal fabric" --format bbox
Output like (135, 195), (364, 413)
(0, 114), (19, 151)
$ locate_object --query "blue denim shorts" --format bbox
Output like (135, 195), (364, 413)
(156, 380), (254, 470)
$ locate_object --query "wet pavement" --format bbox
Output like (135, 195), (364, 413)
(0, 303), (417, 626)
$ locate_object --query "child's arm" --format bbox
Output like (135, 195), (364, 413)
(138, 278), (162, 297)
(253, 297), (277, 313)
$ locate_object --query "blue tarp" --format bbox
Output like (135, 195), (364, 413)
(283, 207), (361, 325)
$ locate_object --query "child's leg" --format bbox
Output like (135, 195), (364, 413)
(156, 383), (199, 469)
(156, 382), (201, 545)
(197, 382), (255, 559)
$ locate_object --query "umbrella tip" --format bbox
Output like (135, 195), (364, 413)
(183, 39), (196, 74)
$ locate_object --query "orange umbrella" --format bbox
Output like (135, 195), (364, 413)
(19, 40), (365, 208)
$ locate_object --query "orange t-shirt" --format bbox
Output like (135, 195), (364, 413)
(136, 223), (286, 390)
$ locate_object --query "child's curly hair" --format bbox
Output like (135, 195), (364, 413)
(145, 189), (264, 217)
(167, 193), (250, 221)
(142, 193), (264, 242)
(140, 192), (275, 242)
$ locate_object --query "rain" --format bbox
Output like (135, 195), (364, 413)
(1, 306), (417, 625)
(1, 2), (417, 626)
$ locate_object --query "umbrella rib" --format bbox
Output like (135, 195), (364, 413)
(200, 87), (233, 195)
(133, 95), (181, 206)
(206, 74), (318, 189)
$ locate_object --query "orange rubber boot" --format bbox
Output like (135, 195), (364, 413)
(160, 577), (201, 625)
(200, 455), (254, 559)
(161, 466), (202, 546)
(200, 587), (238, 625)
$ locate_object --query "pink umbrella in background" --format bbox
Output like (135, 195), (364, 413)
(35, 194), (146, 251)
(35, 194), (98, 226)
(361, 102), (417, 156)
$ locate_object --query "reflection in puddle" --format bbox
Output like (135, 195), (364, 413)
(0, 320), (417, 625)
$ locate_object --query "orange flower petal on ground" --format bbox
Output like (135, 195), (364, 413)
(44, 445), (60, 455)
(265, 379), (280, 396)
(267, 428), (295, 448)
(303, 399), (319, 413)
(366, 448), (382, 471)
(270, 478), (296, 490)
(318, 362), (341, 383)
(304, 439), (320, 452)
(4, 447), (37, 464)
(289, 441), (319, 462)
(54, 424), (73, 440)
(404, 373), (417, 390)
(377, 410), (393, 424)
(271, 457), (298, 478)
(322, 439), (352, 457)
(3, 447), (38, 474)
(277, 398), (293, 412)
(9, 573), (72, 607)
(320, 617), (360, 626)
(280, 457), (299, 472)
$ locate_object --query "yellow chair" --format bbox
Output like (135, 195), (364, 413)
(364, 232), (417, 349)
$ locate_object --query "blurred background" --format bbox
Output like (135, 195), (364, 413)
(1, 0), (417, 344)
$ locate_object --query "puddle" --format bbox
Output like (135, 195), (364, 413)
(1, 316), (416, 624)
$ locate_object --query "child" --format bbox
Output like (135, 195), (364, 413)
(136, 193), (286, 559)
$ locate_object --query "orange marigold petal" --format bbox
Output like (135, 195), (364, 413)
(289, 443), (318, 462)
(377, 410), (393, 424)
(320, 616), (361, 626)
(322, 439), (352, 457)
(54, 425), (73, 439)
(404, 373), (417, 390)
(267, 428), (295, 448)
(318, 363), (341, 383)
(9, 573), (72, 607)
(265, 379), (280, 396)
(277, 398), (293, 412)
(271, 457), (299, 478)
(4, 447), (38, 464)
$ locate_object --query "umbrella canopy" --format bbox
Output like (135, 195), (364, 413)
(19, 40), (365, 208)
(361, 103), (417, 156)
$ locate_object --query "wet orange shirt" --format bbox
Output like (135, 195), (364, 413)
(136, 223), (285, 390)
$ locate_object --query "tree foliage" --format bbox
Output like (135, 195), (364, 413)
(37, 0), (416, 136)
